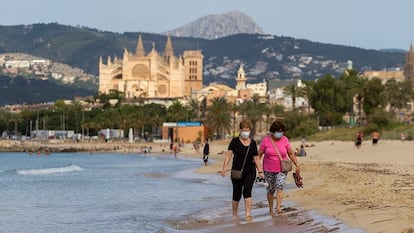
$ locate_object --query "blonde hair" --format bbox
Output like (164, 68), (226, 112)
(239, 119), (252, 130)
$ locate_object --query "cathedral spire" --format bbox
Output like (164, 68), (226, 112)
(236, 64), (247, 90)
(164, 35), (174, 59)
(136, 34), (145, 56)
(107, 55), (112, 66)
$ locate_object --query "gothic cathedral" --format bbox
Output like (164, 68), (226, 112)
(98, 35), (203, 100)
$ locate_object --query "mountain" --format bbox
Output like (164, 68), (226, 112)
(0, 23), (407, 105)
(165, 11), (264, 39)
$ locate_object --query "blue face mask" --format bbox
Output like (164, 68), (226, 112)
(274, 132), (283, 139)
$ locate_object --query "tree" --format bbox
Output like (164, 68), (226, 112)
(167, 100), (188, 122)
(187, 98), (201, 121)
(237, 94), (268, 138)
(205, 97), (232, 139)
(284, 82), (300, 110)
(310, 75), (348, 126)
(167, 100), (188, 142)
(339, 69), (365, 125)
(384, 79), (413, 120)
(362, 78), (386, 120)
(298, 80), (315, 115)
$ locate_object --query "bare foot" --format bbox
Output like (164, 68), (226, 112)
(269, 211), (277, 217)
(276, 208), (283, 214)
(245, 216), (253, 222)
(231, 216), (240, 223)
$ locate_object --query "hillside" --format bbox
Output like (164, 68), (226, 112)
(0, 23), (407, 104)
(0, 75), (94, 105)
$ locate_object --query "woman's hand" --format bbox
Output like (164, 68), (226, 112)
(295, 164), (301, 173)
(220, 169), (226, 177)
(258, 172), (265, 179)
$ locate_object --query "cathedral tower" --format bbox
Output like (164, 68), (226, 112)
(235, 64), (247, 90)
(404, 43), (414, 82)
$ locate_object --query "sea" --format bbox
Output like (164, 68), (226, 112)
(0, 151), (363, 233)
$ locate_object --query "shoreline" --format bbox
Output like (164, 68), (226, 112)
(2, 139), (414, 232)
(194, 139), (414, 233)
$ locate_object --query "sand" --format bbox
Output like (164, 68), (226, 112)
(194, 139), (414, 233)
(2, 138), (414, 232)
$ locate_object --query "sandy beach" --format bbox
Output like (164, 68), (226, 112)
(1, 138), (413, 232)
(195, 139), (414, 233)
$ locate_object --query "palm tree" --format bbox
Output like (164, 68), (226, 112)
(340, 69), (364, 125)
(237, 94), (268, 138)
(167, 100), (188, 141)
(187, 98), (201, 121)
(284, 82), (300, 110)
(205, 97), (232, 139)
(299, 80), (315, 115)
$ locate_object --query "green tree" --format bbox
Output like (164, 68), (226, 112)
(187, 98), (201, 121)
(237, 94), (268, 138)
(310, 75), (348, 126)
(384, 79), (413, 120)
(205, 97), (232, 139)
(299, 80), (315, 115)
(339, 69), (365, 124)
(284, 82), (300, 109)
(362, 78), (386, 120)
(167, 100), (188, 122)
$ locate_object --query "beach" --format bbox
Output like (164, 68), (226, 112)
(195, 139), (414, 233)
(1, 138), (414, 232)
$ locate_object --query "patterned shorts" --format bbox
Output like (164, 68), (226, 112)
(264, 171), (287, 194)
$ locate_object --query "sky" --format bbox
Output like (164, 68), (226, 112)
(1, 0), (413, 50)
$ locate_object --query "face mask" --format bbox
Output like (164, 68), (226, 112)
(274, 132), (283, 139)
(240, 131), (250, 139)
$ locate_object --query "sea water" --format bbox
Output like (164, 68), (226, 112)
(0, 152), (362, 233)
(0, 152), (236, 233)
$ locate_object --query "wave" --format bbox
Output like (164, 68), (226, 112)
(17, 164), (84, 176)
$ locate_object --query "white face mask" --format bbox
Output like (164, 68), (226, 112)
(274, 132), (283, 139)
(240, 131), (250, 139)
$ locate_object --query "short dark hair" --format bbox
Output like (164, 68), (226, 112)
(269, 120), (286, 133)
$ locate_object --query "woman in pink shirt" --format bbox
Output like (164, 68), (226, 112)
(258, 120), (300, 215)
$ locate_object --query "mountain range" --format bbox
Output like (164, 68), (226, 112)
(0, 11), (407, 105)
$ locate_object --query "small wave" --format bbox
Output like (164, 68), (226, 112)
(17, 165), (84, 176)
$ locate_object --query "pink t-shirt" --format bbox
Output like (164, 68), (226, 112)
(259, 135), (292, 172)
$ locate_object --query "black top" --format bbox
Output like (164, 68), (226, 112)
(203, 142), (209, 155)
(228, 137), (258, 172)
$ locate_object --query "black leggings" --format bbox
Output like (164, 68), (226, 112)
(231, 170), (256, 201)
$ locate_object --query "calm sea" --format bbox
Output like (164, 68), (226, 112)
(0, 151), (362, 233)
(0, 152), (233, 233)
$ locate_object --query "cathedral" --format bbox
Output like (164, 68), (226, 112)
(98, 35), (203, 101)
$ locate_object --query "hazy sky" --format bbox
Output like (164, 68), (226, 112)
(1, 0), (412, 50)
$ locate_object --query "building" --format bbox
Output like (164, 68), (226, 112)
(194, 64), (267, 105)
(98, 35), (203, 102)
(363, 70), (405, 84)
(404, 43), (414, 83)
(161, 122), (207, 143)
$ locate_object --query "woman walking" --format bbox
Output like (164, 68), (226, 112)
(258, 120), (300, 215)
(221, 119), (264, 220)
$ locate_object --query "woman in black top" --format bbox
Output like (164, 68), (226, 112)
(221, 119), (264, 220)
